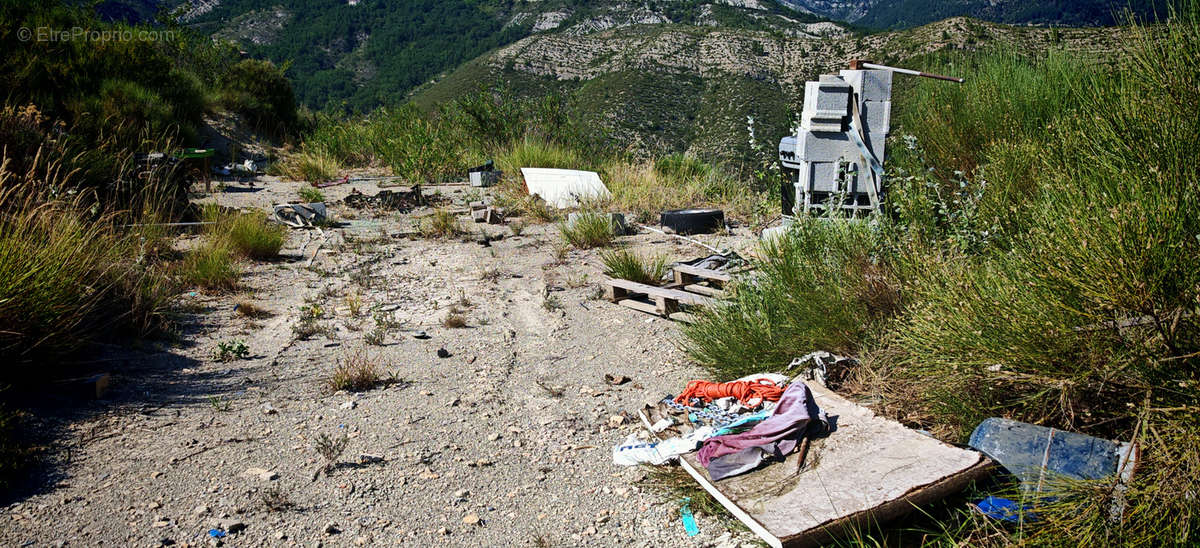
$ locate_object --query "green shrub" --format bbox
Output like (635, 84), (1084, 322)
(600, 248), (669, 285)
(682, 218), (897, 380)
(559, 211), (614, 249)
(221, 59), (299, 137)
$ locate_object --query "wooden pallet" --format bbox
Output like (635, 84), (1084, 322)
(605, 278), (714, 321)
(672, 264), (730, 298)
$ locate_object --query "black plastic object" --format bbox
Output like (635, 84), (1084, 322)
(468, 160), (495, 173)
(661, 208), (725, 235)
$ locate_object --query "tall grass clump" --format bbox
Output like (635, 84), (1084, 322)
(600, 248), (669, 285)
(217, 213), (286, 260)
(0, 156), (175, 371)
(559, 211), (615, 249)
(682, 218), (897, 380)
(279, 150), (340, 183)
(179, 240), (240, 291)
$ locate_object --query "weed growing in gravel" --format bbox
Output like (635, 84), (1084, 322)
(294, 303), (333, 340)
(509, 222), (525, 236)
(260, 486), (295, 512)
(297, 186), (325, 203)
(542, 294), (563, 312)
(313, 432), (350, 473)
(213, 340), (250, 362)
(600, 249), (669, 285)
(558, 211), (614, 249)
(207, 396), (232, 412)
(479, 267), (503, 282)
(363, 326), (386, 346)
(326, 348), (389, 392)
(345, 292), (364, 317)
(442, 313), (467, 328)
(418, 209), (463, 238)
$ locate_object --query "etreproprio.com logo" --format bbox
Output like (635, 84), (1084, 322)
(18, 26), (178, 43)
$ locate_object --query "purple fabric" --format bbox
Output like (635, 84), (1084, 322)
(697, 381), (820, 468)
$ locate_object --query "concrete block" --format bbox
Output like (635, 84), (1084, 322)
(867, 132), (888, 162)
(798, 132), (850, 162)
(840, 69), (893, 103)
(859, 100), (891, 136)
(803, 79), (851, 120)
(807, 161), (839, 193)
(469, 170), (499, 187)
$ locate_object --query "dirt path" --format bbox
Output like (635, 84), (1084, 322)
(2, 179), (761, 547)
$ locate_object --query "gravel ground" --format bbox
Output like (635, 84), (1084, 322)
(1, 178), (762, 547)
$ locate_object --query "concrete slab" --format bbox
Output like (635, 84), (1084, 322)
(669, 381), (992, 548)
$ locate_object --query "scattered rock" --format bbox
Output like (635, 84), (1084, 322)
(436, 348), (451, 358)
(454, 489), (469, 498)
(340, 400), (357, 410)
(261, 403), (278, 415)
(192, 504), (210, 516)
(462, 514), (481, 526)
(324, 522), (341, 535)
(239, 467), (278, 481)
(604, 374), (631, 385)
(607, 415), (627, 428)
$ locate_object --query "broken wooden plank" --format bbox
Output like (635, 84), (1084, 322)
(672, 263), (732, 286)
(605, 278), (714, 307)
(682, 283), (724, 298)
(672, 381), (993, 548)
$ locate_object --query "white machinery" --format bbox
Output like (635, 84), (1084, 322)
(776, 60), (963, 220)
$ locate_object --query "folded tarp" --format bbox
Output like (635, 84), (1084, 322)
(521, 168), (611, 209)
(658, 381), (993, 548)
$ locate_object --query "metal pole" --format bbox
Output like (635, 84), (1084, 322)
(848, 59), (965, 83)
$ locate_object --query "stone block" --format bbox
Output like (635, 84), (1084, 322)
(859, 100), (891, 136)
(839, 69), (893, 103)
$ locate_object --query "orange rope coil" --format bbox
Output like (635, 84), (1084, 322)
(674, 379), (785, 407)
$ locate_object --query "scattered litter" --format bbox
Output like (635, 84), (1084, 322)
(680, 498), (700, 537)
(520, 168), (611, 208)
(968, 417), (1138, 518)
(972, 496), (1033, 523)
(207, 529), (226, 539)
(787, 351), (859, 387)
(469, 201), (506, 224)
(468, 161), (500, 188)
(661, 208), (725, 235)
(566, 211), (630, 235)
(273, 202), (327, 228)
(411, 330), (430, 340)
(343, 186), (424, 210)
(619, 367), (992, 547)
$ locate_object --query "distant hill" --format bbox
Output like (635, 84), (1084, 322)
(413, 17), (1123, 162)
(180, 0), (831, 111)
(783, 0), (1169, 29)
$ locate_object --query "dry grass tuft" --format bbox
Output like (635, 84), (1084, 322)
(326, 348), (389, 392)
